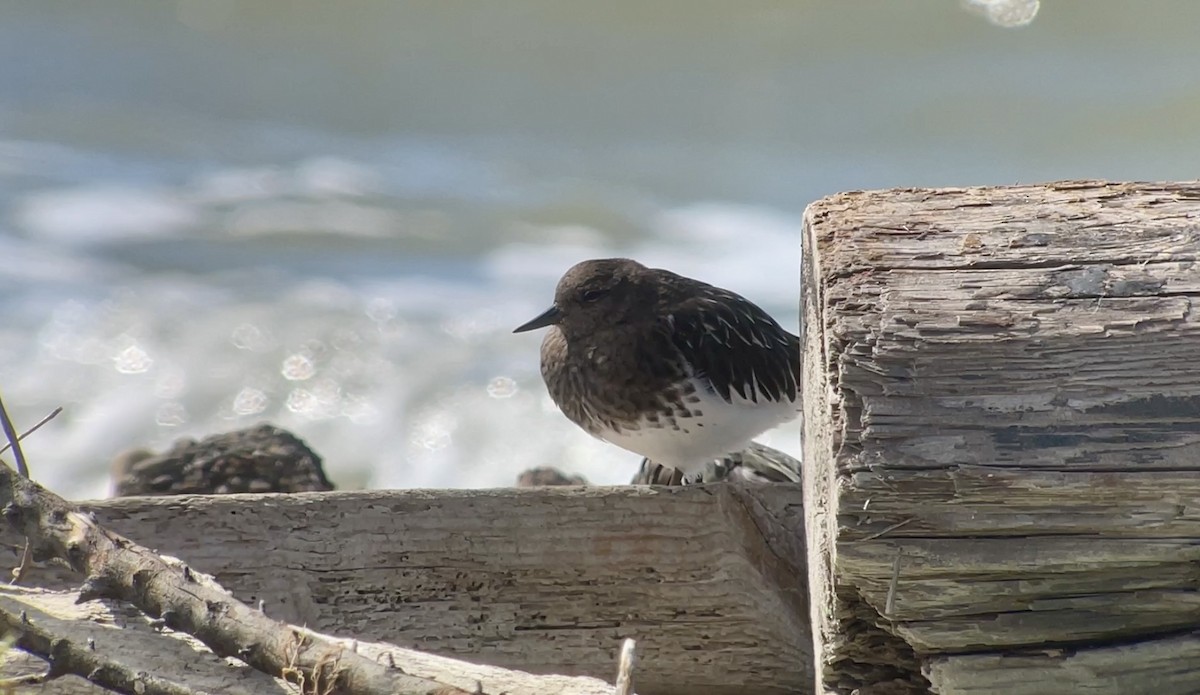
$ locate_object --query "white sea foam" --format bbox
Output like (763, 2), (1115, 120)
(15, 186), (199, 244)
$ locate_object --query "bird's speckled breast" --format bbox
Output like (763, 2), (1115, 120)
(539, 324), (695, 436)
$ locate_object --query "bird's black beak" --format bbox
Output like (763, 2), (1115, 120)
(513, 305), (561, 333)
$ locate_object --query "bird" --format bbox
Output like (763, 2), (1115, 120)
(513, 257), (801, 481)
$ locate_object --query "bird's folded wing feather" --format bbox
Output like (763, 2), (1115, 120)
(666, 290), (799, 404)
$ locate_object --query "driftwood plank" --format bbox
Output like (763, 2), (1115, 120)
(801, 180), (1200, 694)
(0, 485), (809, 695)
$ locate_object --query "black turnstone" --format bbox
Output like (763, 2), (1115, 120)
(513, 258), (801, 480)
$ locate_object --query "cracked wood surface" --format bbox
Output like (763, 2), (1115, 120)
(0, 484), (809, 695)
(801, 180), (1200, 695)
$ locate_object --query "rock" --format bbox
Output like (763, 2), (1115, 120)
(111, 423), (334, 496)
(515, 467), (589, 487)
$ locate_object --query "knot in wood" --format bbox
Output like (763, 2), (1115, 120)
(131, 569), (154, 593)
(205, 599), (228, 617)
(65, 540), (87, 569)
(1, 502), (23, 527)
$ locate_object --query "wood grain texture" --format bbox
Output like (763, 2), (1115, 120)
(0, 485), (810, 695)
(801, 180), (1200, 694)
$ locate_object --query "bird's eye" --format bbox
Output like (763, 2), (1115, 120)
(581, 288), (609, 303)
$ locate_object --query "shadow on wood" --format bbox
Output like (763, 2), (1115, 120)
(802, 180), (1200, 695)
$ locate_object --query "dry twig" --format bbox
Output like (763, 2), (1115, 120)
(0, 407), (62, 459)
(0, 396), (58, 585)
(613, 638), (636, 695)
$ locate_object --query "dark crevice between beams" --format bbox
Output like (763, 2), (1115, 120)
(828, 586), (930, 695)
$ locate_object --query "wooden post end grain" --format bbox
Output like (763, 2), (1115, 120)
(801, 180), (1200, 695)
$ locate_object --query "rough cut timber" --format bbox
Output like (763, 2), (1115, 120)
(801, 180), (1200, 695)
(0, 485), (809, 695)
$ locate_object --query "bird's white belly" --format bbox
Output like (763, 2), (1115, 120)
(597, 383), (800, 474)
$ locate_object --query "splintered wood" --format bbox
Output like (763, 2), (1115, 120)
(801, 181), (1200, 695)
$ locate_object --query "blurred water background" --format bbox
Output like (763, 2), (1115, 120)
(2, 1), (1199, 499)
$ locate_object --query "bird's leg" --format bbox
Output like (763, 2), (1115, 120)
(630, 459), (685, 485)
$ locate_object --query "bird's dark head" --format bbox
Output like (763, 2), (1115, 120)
(513, 258), (657, 335)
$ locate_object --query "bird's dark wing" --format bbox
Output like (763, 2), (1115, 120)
(666, 287), (800, 404)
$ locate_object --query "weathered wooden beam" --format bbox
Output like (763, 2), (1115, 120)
(0, 485), (810, 695)
(801, 180), (1200, 694)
